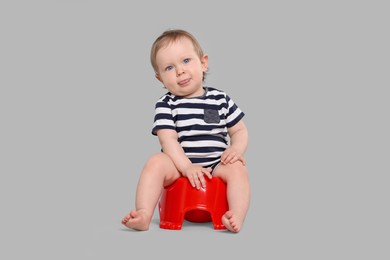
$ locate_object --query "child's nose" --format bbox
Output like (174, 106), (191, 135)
(176, 66), (184, 77)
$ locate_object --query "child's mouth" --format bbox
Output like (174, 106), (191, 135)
(178, 78), (191, 86)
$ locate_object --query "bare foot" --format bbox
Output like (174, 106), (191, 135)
(121, 210), (150, 231)
(222, 211), (242, 233)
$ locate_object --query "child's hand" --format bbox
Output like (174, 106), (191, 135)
(221, 147), (246, 166)
(182, 164), (212, 189)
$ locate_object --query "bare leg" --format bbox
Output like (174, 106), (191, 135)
(122, 153), (181, 231)
(214, 161), (250, 233)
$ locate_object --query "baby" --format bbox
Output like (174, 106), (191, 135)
(122, 29), (250, 232)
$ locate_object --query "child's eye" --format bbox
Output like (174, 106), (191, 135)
(165, 65), (174, 71)
(183, 58), (190, 64)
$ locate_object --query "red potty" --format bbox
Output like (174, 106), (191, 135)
(159, 177), (228, 230)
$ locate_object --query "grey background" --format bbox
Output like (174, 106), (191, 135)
(1, 0), (389, 259)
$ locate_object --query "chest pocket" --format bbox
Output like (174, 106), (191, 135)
(204, 109), (220, 124)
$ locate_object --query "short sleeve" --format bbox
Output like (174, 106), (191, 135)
(225, 95), (245, 128)
(151, 98), (176, 135)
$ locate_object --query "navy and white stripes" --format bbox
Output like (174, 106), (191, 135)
(152, 87), (244, 166)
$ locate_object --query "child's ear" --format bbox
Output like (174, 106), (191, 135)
(201, 54), (209, 71)
(155, 74), (162, 82)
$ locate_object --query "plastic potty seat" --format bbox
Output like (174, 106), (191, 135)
(159, 176), (228, 230)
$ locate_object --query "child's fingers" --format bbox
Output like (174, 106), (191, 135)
(222, 152), (236, 164)
(194, 177), (202, 189)
(187, 176), (196, 188)
(203, 167), (213, 179)
(221, 150), (232, 163)
(225, 154), (246, 165)
(239, 156), (246, 165)
(221, 153), (229, 164)
(232, 155), (246, 165)
(195, 168), (212, 188)
(220, 153), (227, 163)
(189, 175), (201, 189)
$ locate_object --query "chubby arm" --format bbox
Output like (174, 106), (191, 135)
(156, 129), (192, 173)
(221, 120), (248, 165)
(156, 129), (212, 188)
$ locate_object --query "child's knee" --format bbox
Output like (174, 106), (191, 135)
(145, 153), (171, 167)
(214, 161), (248, 179)
(145, 153), (179, 177)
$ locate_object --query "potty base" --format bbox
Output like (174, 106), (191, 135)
(159, 177), (228, 230)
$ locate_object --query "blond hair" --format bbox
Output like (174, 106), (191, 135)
(150, 29), (207, 81)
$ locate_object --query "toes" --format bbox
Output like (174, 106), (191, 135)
(130, 210), (138, 218)
(222, 211), (242, 233)
(121, 212), (133, 224)
(121, 216), (130, 224)
(224, 211), (234, 219)
(232, 223), (240, 232)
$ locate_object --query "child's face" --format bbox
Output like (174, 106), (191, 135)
(155, 37), (208, 98)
